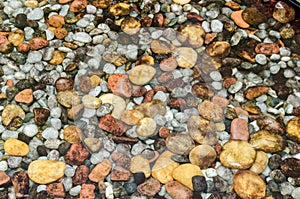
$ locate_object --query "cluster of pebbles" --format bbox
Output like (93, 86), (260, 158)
(0, 0), (300, 198)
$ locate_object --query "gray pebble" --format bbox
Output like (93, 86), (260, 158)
(280, 182), (294, 195)
(62, 177), (73, 191)
(69, 185), (81, 196)
(255, 54), (267, 65)
(64, 165), (76, 177)
(0, 161), (8, 171)
(42, 127), (59, 139)
(280, 47), (291, 57)
(73, 32), (92, 43)
(7, 156), (22, 169)
(27, 51), (42, 63)
(211, 19), (223, 33)
(23, 124), (38, 137)
(27, 8), (44, 20)
(47, 150), (60, 161)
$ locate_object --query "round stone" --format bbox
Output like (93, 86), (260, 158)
(129, 65), (156, 85)
(233, 170), (266, 198)
(23, 124), (38, 137)
(189, 145), (216, 169)
(249, 151), (268, 174)
(173, 0), (191, 5)
(273, 1), (295, 23)
(249, 130), (285, 153)
(63, 125), (82, 144)
(2, 104), (25, 126)
(57, 91), (80, 108)
(15, 14), (28, 29)
(28, 160), (66, 184)
(4, 138), (30, 156)
(174, 47), (198, 69)
(136, 117), (157, 138)
(165, 133), (195, 155)
(82, 95), (102, 109)
(130, 155), (151, 178)
(286, 117), (300, 143)
(220, 140), (256, 169)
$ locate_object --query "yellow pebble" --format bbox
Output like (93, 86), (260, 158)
(4, 138), (30, 156)
(90, 75), (102, 88)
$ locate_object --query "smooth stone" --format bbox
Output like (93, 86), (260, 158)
(137, 178), (161, 197)
(83, 138), (102, 153)
(172, 163), (203, 190)
(136, 117), (157, 138)
(82, 95), (102, 109)
(174, 47), (198, 69)
(206, 41), (230, 58)
(249, 151), (268, 174)
(4, 138), (30, 156)
(166, 133), (195, 155)
(63, 125), (82, 144)
(88, 159), (112, 182)
(280, 158), (300, 178)
(220, 140), (256, 169)
(286, 117), (300, 143)
(198, 100), (223, 122)
(73, 32), (92, 43)
(129, 65), (156, 86)
(165, 181), (193, 199)
(28, 160), (66, 184)
(27, 8), (44, 20)
(130, 155), (151, 178)
(273, 1), (295, 23)
(120, 110), (144, 125)
(2, 104), (25, 126)
(233, 170), (266, 198)
(192, 175), (207, 192)
(152, 151), (179, 184)
(56, 90), (80, 108)
(230, 118), (249, 141)
(189, 145), (216, 169)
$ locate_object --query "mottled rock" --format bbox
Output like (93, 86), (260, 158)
(99, 94), (126, 119)
(2, 104), (25, 127)
(255, 43), (280, 56)
(29, 37), (49, 50)
(245, 86), (269, 100)
(286, 117), (300, 143)
(14, 89), (33, 104)
(220, 140), (256, 169)
(249, 151), (268, 174)
(48, 14), (65, 28)
(206, 41), (231, 58)
(233, 170), (266, 199)
(63, 125), (82, 144)
(280, 158), (300, 177)
(160, 57), (178, 72)
(79, 184), (95, 199)
(189, 145), (216, 169)
(109, 2), (131, 16)
(136, 100), (166, 118)
(12, 171), (29, 198)
(69, 0), (88, 12)
(137, 178), (161, 196)
(180, 24), (205, 48)
(136, 117), (157, 138)
(98, 114), (129, 136)
(108, 74), (132, 98)
(46, 183), (66, 198)
(110, 166), (131, 181)
(64, 143), (90, 165)
(273, 1), (295, 23)
(28, 160), (66, 184)
(8, 29), (24, 46)
(166, 133), (195, 155)
(249, 130), (285, 153)
(0, 171), (10, 187)
(55, 78), (74, 92)
(120, 110), (144, 125)
(174, 47), (198, 69)
(257, 116), (284, 135)
(73, 165), (90, 185)
(56, 90), (80, 108)
(242, 8), (267, 26)
(33, 108), (50, 126)
(198, 100), (223, 122)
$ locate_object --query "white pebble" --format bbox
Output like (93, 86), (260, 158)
(23, 124), (38, 137)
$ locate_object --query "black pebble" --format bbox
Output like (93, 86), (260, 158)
(58, 142), (71, 156)
(14, 13), (27, 29)
(37, 145), (48, 156)
(133, 172), (146, 185)
(18, 133), (31, 144)
(124, 182), (137, 194)
(192, 191), (203, 199)
(192, 175), (207, 192)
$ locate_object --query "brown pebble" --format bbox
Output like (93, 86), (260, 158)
(0, 41), (14, 54)
(143, 90), (155, 103)
(131, 85), (147, 97)
(165, 181), (193, 199)
(73, 165), (90, 185)
(63, 125), (82, 144)
(68, 104), (84, 120)
(54, 28), (68, 39)
(223, 77), (237, 89)
(69, 0), (88, 12)
(79, 76), (92, 93)
(110, 166), (131, 181)
(14, 89), (33, 104)
(55, 77), (74, 92)
(212, 95), (229, 108)
(98, 114), (130, 136)
(12, 171), (29, 198)
(80, 184), (95, 199)
(167, 98), (186, 111)
(111, 152), (131, 170)
(111, 136), (139, 144)
(280, 158), (300, 177)
(64, 143), (90, 165)
(17, 42), (30, 53)
(286, 116), (300, 143)
(273, 1), (295, 23)
(198, 100), (223, 122)
(0, 171), (10, 187)
(48, 14), (65, 28)
(46, 183), (66, 198)
(192, 83), (214, 99)
(187, 12), (204, 21)
(108, 74), (132, 98)
(245, 86), (269, 100)
(158, 71), (174, 83)
(29, 37), (49, 50)
(257, 116), (284, 135)
(230, 118), (249, 141)
(165, 78), (184, 92)
(137, 178), (161, 196)
(33, 108), (50, 126)
(159, 57), (178, 72)
(255, 43), (280, 56)
(206, 41), (231, 58)
(153, 13), (164, 27)
(159, 126), (170, 138)
(89, 159), (112, 182)
(189, 144), (216, 169)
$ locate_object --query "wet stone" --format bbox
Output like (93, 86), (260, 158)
(189, 145), (216, 169)
(249, 130), (285, 153)
(242, 8), (267, 26)
(280, 158), (300, 178)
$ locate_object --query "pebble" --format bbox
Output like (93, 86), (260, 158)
(108, 74), (132, 98)
(198, 100), (223, 122)
(28, 160), (66, 184)
(129, 65), (156, 86)
(249, 150), (268, 174)
(249, 130), (285, 153)
(130, 155), (151, 178)
(245, 86), (269, 100)
(174, 47), (198, 68)
(255, 54), (267, 65)
(211, 20), (223, 33)
(166, 133), (195, 155)
(137, 178), (161, 196)
(189, 145), (216, 169)
(172, 163), (203, 190)
(14, 89), (33, 104)
(280, 158), (300, 178)
(27, 8), (44, 20)
(220, 140), (256, 169)
(73, 32), (92, 43)
(286, 117), (300, 143)
(63, 125), (82, 144)
(2, 104), (25, 127)
(233, 170), (266, 198)
(64, 143), (90, 165)
(99, 94), (126, 119)
(46, 183), (66, 198)
(98, 114), (129, 136)
(23, 124), (38, 137)
(165, 181), (193, 199)
(230, 118), (249, 141)
(273, 1), (295, 23)
(84, 137), (102, 153)
(0, 171), (10, 186)
(152, 151), (179, 184)
(4, 138), (30, 156)
(73, 165), (89, 185)
(69, 185), (81, 196)
(88, 159), (112, 182)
